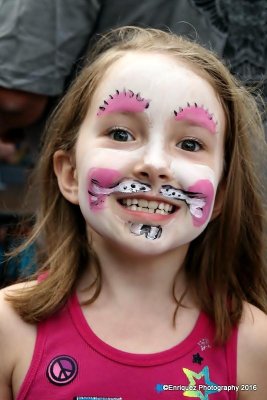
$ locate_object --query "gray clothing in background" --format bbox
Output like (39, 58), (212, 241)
(0, 0), (226, 96)
(0, 0), (100, 95)
(0, 0), (265, 99)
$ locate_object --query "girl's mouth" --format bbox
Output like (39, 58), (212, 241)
(118, 197), (177, 216)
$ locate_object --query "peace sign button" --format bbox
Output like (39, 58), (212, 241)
(46, 355), (78, 386)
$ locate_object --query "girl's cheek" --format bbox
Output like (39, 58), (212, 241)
(77, 148), (142, 210)
(170, 159), (217, 226)
(187, 180), (215, 227)
(87, 167), (122, 211)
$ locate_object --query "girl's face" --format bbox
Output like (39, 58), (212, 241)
(74, 52), (226, 255)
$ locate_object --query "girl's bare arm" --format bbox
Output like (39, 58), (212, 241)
(0, 283), (37, 400)
(238, 303), (267, 399)
(0, 288), (16, 400)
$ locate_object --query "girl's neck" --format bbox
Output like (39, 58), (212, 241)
(78, 234), (193, 310)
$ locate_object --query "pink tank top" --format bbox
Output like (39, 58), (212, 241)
(16, 292), (238, 400)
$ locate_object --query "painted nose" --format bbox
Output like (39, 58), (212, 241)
(133, 144), (172, 185)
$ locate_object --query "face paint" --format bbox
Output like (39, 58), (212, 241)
(90, 178), (151, 196)
(129, 223), (162, 240)
(88, 170), (162, 240)
(97, 88), (150, 117)
(88, 168), (151, 211)
(88, 168), (122, 211)
(88, 167), (213, 230)
(75, 53), (225, 255)
(159, 185), (207, 222)
(187, 180), (214, 227)
(174, 102), (217, 134)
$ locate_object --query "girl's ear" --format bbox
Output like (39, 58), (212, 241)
(211, 180), (226, 220)
(53, 150), (79, 205)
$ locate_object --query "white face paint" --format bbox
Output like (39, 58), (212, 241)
(75, 52), (225, 255)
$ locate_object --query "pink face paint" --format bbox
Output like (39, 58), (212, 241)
(174, 103), (217, 134)
(97, 89), (150, 116)
(187, 180), (214, 227)
(88, 168), (122, 211)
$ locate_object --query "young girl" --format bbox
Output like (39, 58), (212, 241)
(0, 27), (266, 400)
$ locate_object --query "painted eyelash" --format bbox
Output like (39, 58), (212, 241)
(98, 88), (150, 113)
(173, 102), (215, 122)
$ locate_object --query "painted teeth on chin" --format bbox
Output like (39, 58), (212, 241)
(129, 223), (162, 240)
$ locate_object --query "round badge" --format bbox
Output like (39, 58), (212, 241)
(46, 355), (78, 386)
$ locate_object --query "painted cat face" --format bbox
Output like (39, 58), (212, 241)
(74, 52), (225, 255)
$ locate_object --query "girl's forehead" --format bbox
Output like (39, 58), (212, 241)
(94, 53), (217, 102)
(92, 52), (225, 130)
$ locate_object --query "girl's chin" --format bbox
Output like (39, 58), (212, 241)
(103, 232), (188, 257)
(85, 212), (200, 255)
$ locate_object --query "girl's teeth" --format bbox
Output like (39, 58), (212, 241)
(148, 201), (158, 209)
(156, 209), (167, 215)
(121, 198), (173, 214)
(138, 199), (148, 207)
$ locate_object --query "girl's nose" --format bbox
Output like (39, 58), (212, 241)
(133, 144), (172, 185)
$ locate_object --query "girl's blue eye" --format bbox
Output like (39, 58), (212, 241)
(177, 139), (202, 152)
(109, 128), (134, 142)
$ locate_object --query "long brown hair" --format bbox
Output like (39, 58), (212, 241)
(7, 26), (267, 343)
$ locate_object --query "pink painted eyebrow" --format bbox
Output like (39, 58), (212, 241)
(174, 103), (217, 134)
(97, 89), (150, 117)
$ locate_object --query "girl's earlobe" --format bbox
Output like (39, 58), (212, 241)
(53, 150), (79, 205)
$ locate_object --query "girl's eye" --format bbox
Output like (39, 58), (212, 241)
(108, 128), (134, 142)
(176, 139), (202, 152)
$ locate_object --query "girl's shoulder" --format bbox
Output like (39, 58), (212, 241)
(0, 280), (38, 349)
(0, 280), (37, 319)
(0, 282), (37, 399)
(238, 301), (267, 351)
(237, 302), (267, 399)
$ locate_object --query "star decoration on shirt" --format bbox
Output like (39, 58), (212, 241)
(198, 338), (211, 351)
(192, 353), (204, 365)
(183, 366), (219, 399)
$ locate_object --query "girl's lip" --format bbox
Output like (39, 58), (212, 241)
(116, 200), (180, 223)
